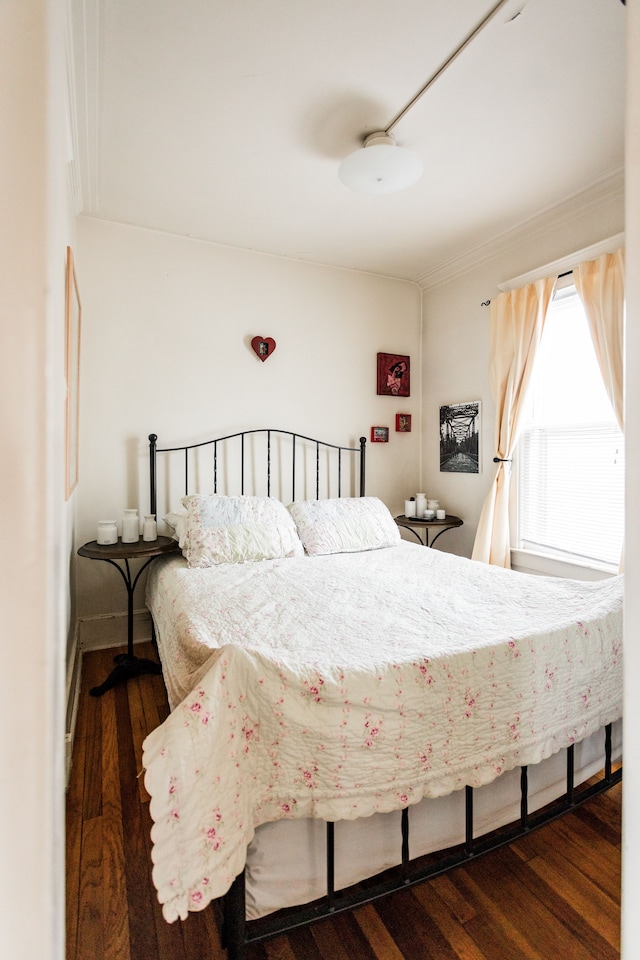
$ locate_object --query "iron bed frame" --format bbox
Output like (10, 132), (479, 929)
(146, 428), (621, 960)
(149, 428), (367, 513)
(222, 730), (619, 958)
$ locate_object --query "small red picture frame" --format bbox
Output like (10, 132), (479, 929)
(371, 426), (389, 443)
(396, 413), (412, 432)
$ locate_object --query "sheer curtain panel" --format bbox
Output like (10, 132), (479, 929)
(472, 277), (556, 567)
(574, 248), (625, 572)
(574, 248), (625, 430)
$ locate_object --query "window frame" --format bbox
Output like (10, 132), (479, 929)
(509, 274), (622, 579)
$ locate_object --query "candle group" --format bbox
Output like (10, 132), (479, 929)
(405, 496), (446, 520)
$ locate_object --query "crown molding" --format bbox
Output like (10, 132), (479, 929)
(498, 231), (624, 291)
(65, 0), (84, 215)
(416, 166), (624, 291)
(69, 0), (102, 215)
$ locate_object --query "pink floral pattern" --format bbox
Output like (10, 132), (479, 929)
(143, 545), (623, 922)
(181, 494), (303, 567)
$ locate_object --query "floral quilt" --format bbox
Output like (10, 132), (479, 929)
(142, 543), (623, 922)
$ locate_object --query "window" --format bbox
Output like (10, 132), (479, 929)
(517, 281), (624, 569)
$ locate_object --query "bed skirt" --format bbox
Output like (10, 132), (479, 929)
(222, 720), (621, 957)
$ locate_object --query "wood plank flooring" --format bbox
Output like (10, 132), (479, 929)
(66, 644), (621, 960)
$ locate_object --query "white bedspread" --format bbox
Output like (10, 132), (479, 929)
(142, 543), (623, 922)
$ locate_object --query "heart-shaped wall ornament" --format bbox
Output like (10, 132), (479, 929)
(251, 336), (276, 361)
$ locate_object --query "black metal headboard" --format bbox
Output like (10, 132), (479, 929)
(149, 428), (367, 518)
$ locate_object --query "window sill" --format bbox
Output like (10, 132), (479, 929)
(510, 548), (617, 581)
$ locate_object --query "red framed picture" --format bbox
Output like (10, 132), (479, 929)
(396, 413), (412, 432)
(371, 426), (389, 443)
(377, 352), (410, 397)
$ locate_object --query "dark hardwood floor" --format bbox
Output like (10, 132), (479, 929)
(66, 643), (621, 960)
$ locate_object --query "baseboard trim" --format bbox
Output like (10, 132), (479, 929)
(66, 610), (154, 788)
(78, 609), (153, 652)
(65, 627), (82, 789)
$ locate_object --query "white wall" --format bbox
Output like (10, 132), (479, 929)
(421, 193), (624, 560)
(621, 3), (640, 955)
(0, 1), (76, 958)
(75, 218), (422, 633)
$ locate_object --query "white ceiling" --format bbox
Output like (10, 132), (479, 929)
(70, 0), (627, 286)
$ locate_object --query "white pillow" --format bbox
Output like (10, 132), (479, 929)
(180, 494), (303, 567)
(163, 507), (188, 547)
(288, 497), (400, 556)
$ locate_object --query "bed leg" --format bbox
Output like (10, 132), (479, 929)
(520, 766), (529, 827)
(401, 807), (410, 881)
(222, 871), (246, 960)
(567, 743), (575, 805)
(464, 785), (474, 855)
(326, 822), (335, 910)
(605, 723), (613, 781)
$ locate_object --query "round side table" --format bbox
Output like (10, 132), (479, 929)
(394, 514), (463, 548)
(78, 535), (179, 696)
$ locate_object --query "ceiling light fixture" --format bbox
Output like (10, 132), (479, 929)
(339, 0), (515, 195)
(338, 131), (424, 195)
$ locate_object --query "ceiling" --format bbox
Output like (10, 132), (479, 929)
(70, 0), (627, 286)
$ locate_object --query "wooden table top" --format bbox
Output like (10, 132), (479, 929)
(78, 535), (179, 561)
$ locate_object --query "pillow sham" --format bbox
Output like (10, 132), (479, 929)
(163, 507), (188, 547)
(180, 494), (304, 567)
(288, 496), (400, 556)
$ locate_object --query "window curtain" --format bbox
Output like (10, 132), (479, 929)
(574, 248), (625, 430)
(574, 248), (625, 573)
(471, 276), (556, 567)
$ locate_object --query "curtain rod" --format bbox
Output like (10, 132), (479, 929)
(480, 268), (573, 306)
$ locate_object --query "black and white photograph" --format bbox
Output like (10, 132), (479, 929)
(440, 401), (480, 473)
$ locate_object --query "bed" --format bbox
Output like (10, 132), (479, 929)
(141, 427), (623, 959)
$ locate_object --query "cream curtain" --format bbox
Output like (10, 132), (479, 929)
(472, 276), (556, 567)
(574, 248), (625, 572)
(574, 248), (625, 430)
